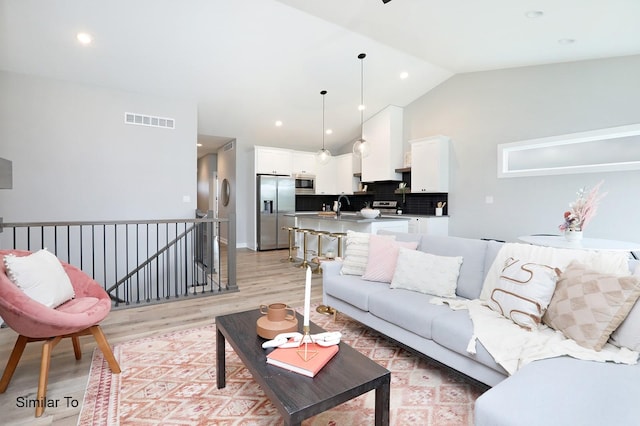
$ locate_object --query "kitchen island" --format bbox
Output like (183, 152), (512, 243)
(285, 212), (409, 260)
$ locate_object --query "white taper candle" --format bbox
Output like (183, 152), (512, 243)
(303, 266), (311, 327)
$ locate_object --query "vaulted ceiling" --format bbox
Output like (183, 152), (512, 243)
(2, 0), (639, 156)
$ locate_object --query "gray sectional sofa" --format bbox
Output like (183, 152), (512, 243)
(321, 232), (640, 426)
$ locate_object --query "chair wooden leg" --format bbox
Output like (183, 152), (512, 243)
(0, 335), (29, 393)
(72, 336), (82, 360)
(36, 336), (62, 417)
(89, 325), (121, 374)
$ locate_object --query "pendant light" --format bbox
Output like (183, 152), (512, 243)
(316, 90), (332, 165)
(352, 52), (370, 158)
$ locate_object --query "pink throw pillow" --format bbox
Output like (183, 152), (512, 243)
(362, 235), (419, 283)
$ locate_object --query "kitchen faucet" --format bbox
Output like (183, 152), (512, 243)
(336, 194), (350, 217)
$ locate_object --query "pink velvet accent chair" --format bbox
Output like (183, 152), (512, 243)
(0, 249), (121, 417)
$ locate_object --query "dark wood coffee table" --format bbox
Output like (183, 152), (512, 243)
(216, 309), (390, 426)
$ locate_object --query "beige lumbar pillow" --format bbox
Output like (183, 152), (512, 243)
(487, 257), (560, 331)
(3, 249), (75, 308)
(543, 261), (640, 351)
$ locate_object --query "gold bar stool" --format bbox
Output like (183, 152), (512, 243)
(296, 228), (314, 269)
(329, 232), (347, 258)
(280, 226), (299, 263)
(310, 230), (329, 274)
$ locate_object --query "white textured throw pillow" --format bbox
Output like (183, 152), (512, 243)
(486, 257), (560, 331)
(390, 248), (463, 298)
(341, 231), (394, 276)
(3, 249), (75, 308)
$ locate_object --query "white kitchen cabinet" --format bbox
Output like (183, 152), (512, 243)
(315, 158), (336, 194)
(335, 153), (357, 195)
(255, 146), (293, 175)
(405, 216), (449, 236)
(291, 151), (317, 175)
(410, 136), (450, 192)
(361, 105), (403, 182)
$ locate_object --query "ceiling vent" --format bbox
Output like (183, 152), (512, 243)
(223, 141), (235, 151)
(124, 112), (175, 129)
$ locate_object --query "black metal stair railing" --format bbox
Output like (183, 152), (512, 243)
(0, 215), (237, 308)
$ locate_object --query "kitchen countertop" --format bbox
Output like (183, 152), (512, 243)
(286, 212), (410, 223)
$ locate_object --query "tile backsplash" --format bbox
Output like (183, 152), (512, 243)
(296, 180), (447, 216)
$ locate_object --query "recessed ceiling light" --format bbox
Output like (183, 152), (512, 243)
(325, 129), (333, 135)
(558, 38), (576, 45)
(197, 143), (203, 147)
(525, 10), (544, 18)
(76, 32), (93, 45)
(275, 120), (283, 127)
(358, 104), (366, 111)
(399, 71), (409, 79)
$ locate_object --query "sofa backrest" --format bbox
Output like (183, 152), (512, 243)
(419, 235), (492, 300)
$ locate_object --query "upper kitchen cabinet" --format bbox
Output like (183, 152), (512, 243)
(315, 158), (336, 195)
(291, 151), (317, 176)
(361, 105), (403, 182)
(410, 136), (450, 192)
(335, 153), (357, 195)
(255, 146), (293, 175)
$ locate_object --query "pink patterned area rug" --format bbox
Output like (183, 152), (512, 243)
(79, 306), (488, 425)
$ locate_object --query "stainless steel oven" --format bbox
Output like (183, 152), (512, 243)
(294, 173), (316, 194)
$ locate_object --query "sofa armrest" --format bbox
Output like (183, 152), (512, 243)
(320, 259), (343, 277)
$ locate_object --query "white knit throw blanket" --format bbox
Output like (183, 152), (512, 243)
(431, 243), (638, 375)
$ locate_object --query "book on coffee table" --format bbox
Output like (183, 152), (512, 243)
(266, 343), (339, 377)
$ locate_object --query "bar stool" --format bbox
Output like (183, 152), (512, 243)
(310, 230), (330, 274)
(280, 226), (299, 263)
(295, 228), (315, 269)
(329, 232), (347, 258)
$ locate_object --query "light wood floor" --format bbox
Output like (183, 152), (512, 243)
(0, 248), (324, 426)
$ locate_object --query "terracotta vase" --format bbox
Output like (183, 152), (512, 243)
(256, 303), (298, 339)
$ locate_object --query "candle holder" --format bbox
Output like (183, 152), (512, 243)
(296, 325), (318, 361)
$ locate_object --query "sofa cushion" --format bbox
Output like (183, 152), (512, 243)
(609, 263), (640, 351)
(486, 257), (560, 331)
(368, 288), (454, 339)
(323, 274), (388, 311)
(420, 235), (489, 300)
(430, 309), (507, 374)
(377, 230), (423, 248)
(475, 357), (640, 426)
(483, 240), (504, 281)
(390, 248), (463, 298)
(543, 261), (640, 351)
(362, 235), (418, 283)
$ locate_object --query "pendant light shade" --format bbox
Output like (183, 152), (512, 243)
(353, 53), (370, 159)
(316, 90), (332, 165)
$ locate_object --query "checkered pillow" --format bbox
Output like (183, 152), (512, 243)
(543, 261), (640, 351)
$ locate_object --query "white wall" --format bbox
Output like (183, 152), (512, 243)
(402, 55), (640, 243)
(0, 71), (197, 223)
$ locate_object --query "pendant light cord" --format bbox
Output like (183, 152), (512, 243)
(359, 53), (366, 140)
(321, 90), (327, 150)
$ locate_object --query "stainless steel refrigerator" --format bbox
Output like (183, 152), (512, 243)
(257, 175), (295, 251)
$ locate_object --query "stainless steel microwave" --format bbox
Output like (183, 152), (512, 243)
(294, 173), (316, 194)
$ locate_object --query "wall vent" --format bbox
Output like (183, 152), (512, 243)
(223, 141), (235, 151)
(124, 112), (175, 129)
